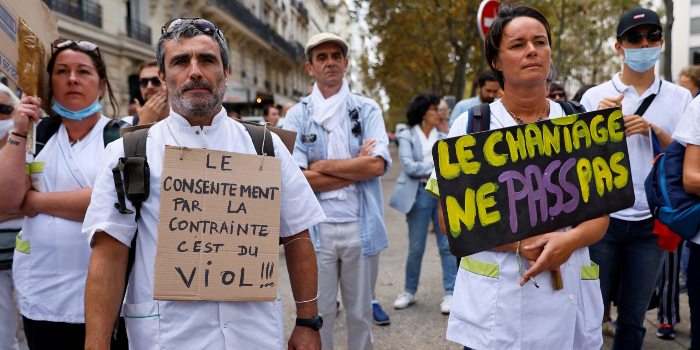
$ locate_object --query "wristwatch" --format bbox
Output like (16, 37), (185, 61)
(296, 315), (323, 331)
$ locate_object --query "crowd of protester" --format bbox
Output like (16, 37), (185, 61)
(1, 4), (700, 350)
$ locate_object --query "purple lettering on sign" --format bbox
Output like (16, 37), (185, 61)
(525, 165), (548, 227)
(544, 160), (564, 217)
(498, 170), (528, 233)
(560, 158), (580, 213)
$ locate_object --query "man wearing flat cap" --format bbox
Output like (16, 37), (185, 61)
(284, 33), (392, 350)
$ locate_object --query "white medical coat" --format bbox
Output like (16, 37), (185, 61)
(13, 115), (111, 323)
(82, 109), (325, 349)
(430, 101), (604, 349)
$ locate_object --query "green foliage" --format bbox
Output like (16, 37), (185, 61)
(356, 0), (643, 127)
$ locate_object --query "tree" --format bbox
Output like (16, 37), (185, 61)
(354, 0), (482, 126)
(356, 0), (642, 127)
(662, 0), (673, 81)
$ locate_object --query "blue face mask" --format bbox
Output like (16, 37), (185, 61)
(623, 46), (660, 73)
(52, 98), (102, 121)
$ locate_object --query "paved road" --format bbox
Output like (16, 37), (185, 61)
(279, 143), (693, 349)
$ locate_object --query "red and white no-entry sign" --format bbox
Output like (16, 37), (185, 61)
(477, 0), (500, 40)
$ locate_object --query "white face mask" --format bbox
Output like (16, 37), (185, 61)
(0, 118), (13, 138)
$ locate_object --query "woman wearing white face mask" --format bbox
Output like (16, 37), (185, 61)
(0, 39), (128, 350)
(0, 82), (21, 350)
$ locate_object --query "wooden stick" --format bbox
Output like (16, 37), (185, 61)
(552, 270), (564, 290)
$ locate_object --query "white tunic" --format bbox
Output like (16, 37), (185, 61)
(82, 109), (325, 349)
(13, 115), (111, 323)
(432, 100), (604, 350)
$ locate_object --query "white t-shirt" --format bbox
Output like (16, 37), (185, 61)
(413, 124), (439, 164)
(580, 73), (693, 221)
(82, 109), (325, 349)
(672, 96), (700, 243)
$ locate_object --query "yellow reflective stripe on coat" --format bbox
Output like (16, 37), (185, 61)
(581, 261), (599, 280)
(460, 256), (499, 278)
(425, 178), (440, 199)
(25, 162), (45, 175)
(15, 235), (30, 254)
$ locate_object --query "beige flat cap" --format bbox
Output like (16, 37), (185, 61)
(304, 32), (348, 58)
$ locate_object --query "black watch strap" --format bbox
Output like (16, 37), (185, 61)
(296, 315), (323, 331)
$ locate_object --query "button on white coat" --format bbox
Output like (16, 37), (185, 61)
(568, 261), (573, 266)
(569, 295), (574, 301)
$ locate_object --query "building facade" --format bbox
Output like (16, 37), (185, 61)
(37, 0), (355, 117)
(670, 0), (700, 82)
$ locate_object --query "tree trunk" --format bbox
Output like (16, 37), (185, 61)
(451, 44), (469, 100)
(663, 0), (673, 81)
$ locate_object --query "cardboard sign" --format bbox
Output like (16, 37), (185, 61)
(0, 0), (57, 104)
(433, 107), (634, 257)
(153, 146), (281, 301)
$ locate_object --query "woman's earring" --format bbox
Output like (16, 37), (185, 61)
(422, 120), (425, 126)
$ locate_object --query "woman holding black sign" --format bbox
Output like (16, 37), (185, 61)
(425, 4), (609, 349)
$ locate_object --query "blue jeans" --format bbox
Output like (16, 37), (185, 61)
(404, 188), (457, 295)
(589, 217), (664, 350)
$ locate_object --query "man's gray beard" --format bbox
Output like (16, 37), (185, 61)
(168, 77), (225, 119)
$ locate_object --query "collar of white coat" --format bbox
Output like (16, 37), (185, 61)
(166, 107), (228, 130)
(611, 72), (661, 98)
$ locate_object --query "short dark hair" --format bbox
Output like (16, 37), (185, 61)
(549, 82), (565, 93)
(406, 93), (440, 127)
(485, 3), (552, 89)
(140, 59), (158, 73)
(263, 104), (277, 117)
(476, 71), (497, 87)
(572, 84), (596, 103)
(156, 22), (229, 79)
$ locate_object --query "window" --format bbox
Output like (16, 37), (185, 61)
(330, 16), (335, 23)
(692, 18), (700, 34)
(691, 47), (700, 65)
(693, 0), (700, 5)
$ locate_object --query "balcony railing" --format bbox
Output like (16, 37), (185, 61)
(43, 0), (102, 28)
(207, 0), (303, 61)
(127, 18), (152, 45)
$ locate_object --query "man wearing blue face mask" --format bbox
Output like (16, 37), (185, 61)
(580, 8), (694, 349)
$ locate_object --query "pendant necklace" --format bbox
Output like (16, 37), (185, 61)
(502, 101), (549, 125)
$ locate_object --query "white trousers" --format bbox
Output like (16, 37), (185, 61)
(0, 269), (19, 350)
(317, 222), (378, 350)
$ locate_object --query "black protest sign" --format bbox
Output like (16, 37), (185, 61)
(153, 146), (281, 302)
(432, 107), (633, 257)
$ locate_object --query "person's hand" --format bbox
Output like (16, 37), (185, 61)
(623, 114), (650, 137)
(20, 190), (40, 218)
(597, 94), (624, 111)
(358, 138), (376, 157)
(519, 232), (578, 286)
(134, 92), (167, 124)
(13, 93), (42, 135)
(518, 235), (544, 265)
(288, 326), (321, 350)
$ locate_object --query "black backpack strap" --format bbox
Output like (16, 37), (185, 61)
(34, 115), (62, 155)
(556, 100), (586, 116)
(103, 119), (130, 147)
(468, 103), (491, 134)
(241, 122), (275, 157)
(634, 82), (661, 117)
(111, 127), (150, 340)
